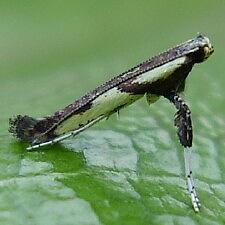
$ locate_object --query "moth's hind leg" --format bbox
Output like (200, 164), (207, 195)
(164, 92), (200, 212)
(27, 115), (106, 151)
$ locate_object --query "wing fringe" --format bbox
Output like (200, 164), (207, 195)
(9, 115), (38, 143)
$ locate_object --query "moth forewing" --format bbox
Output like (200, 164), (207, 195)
(54, 87), (143, 135)
(132, 56), (187, 85)
(54, 56), (187, 136)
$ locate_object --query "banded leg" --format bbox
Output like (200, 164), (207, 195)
(27, 115), (106, 151)
(165, 92), (200, 212)
(171, 94), (193, 147)
(184, 148), (201, 212)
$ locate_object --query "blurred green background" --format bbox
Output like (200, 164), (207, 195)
(0, 1), (225, 225)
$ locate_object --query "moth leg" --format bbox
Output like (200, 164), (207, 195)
(27, 115), (106, 151)
(26, 132), (73, 151)
(184, 148), (201, 211)
(170, 94), (193, 147)
(165, 92), (200, 212)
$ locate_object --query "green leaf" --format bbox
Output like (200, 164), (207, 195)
(1, 1), (225, 225)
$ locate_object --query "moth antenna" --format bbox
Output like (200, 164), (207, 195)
(9, 115), (39, 143)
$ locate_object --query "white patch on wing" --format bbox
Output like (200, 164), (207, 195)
(132, 56), (187, 84)
(54, 87), (143, 135)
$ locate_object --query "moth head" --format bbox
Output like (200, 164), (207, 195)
(195, 34), (214, 62)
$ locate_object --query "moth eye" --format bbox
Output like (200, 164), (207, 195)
(203, 45), (214, 60)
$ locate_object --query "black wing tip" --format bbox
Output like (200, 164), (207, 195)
(9, 115), (38, 143)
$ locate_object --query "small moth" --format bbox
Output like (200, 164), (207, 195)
(9, 34), (214, 212)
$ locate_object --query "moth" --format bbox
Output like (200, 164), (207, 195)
(9, 34), (214, 212)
